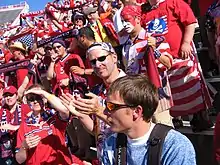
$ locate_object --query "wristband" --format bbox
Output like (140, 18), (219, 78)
(47, 94), (55, 102)
(154, 49), (161, 59)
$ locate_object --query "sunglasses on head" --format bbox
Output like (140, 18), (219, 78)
(27, 94), (43, 102)
(105, 102), (136, 112)
(90, 54), (110, 66)
(53, 45), (62, 50)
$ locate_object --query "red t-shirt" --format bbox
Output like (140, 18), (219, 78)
(53, 53), (85, 93)
(141, 0), (197, 57)
(54, 53), (85, 82)
(16, 114), (72, 165)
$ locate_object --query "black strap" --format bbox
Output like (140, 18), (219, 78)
(115, 133), (127, 165)
(148, 123), (172, 165)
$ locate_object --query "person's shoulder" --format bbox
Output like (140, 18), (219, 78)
(161, 129), (196, 164)
(164, 129), (193, 148)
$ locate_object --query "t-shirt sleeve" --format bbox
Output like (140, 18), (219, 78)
(161, 130), (196, 165)
(16, 68), (28, 88)
(172, 0), (197, 26)
(214, 114), (220, 160)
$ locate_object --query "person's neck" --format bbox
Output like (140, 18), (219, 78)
(61, 52), (67, 59)
(86, 40), (95, 49)
(126, 120), (151, 139)
(130, 26), (142, 41)
(9, 103), (17, 114)
(104, 68), (120, 87)
(32, 110), (42, 118)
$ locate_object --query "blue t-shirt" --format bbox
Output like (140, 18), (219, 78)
(102, 126), (196, 165)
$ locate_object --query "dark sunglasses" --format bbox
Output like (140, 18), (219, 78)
(53, 45), (62, 50)
(3, 93), (15, 98)
(105, 102), (136, 112)
(90, 54), (110, 66)
(27, 94), (43, 102)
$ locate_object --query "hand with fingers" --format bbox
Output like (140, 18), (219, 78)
(70, 66), (85, 75)
(60, 93), (82, 117)
(22, 134), (41, 150)
(72, 92), (105, 116)
(179, 41), (192, 59)
(24, 88), (44, 96)
(148, 36), (156, 50)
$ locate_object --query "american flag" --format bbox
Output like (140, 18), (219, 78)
(16, 33), (34, 48)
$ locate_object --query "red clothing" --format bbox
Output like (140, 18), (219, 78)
(214, 113), (220, 161)
(141, 0), (197, 57)
(53, 53), (85, 93)
(16, 114), (72, 165)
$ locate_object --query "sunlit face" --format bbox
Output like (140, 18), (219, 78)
(121, 15), (140, 34)
(88, 48), (117, 80)
(106, 91), (134, 133)
(10, 48), (25, 60)
(3, 93), (17, 107)
(87, 11), (99, 23)
(52, 43), (66, 57)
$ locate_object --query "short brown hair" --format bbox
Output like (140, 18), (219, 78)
(107, 74), (159, 121)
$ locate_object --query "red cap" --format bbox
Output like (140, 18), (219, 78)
(3, 86), (17, 95)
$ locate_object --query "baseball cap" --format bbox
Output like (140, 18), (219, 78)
(3, 86), (17, 95)
(86, 42), (116, 55)
(52, 39), (66, 48)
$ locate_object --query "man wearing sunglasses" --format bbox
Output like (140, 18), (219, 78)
(47, 39), (85, 95)
(61, 42), (126, 163)
(102, 74), (196, 165)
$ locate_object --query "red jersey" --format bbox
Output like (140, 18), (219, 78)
(16, 114), (72, 165)
(53, 53), (85, 93)
(141, 0), (196, 57)
(54, 53), (85, 82)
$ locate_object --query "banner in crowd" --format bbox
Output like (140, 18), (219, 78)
(37, 28), (79, 47)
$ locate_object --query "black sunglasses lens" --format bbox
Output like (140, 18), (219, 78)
(98, 56), (107, 62)
(90, 59), (96, 65)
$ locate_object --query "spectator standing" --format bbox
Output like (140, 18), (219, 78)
(102, 74), (196, 165)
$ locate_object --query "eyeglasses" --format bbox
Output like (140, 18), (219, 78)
(3, 93), (15, 98)
(53, 45), (62, 50)
(90, 54), (110, 66)
(106, 102), (136, 112)
(27, 94), (43, 102)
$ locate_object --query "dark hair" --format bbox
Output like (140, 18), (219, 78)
(78, 27), (95, 41)
(107, 74), (159, 122)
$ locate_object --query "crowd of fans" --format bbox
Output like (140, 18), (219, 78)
(0, 0), (220, 164)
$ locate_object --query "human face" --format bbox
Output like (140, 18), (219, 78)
(27, 94), (44, 112)
(53, 43), (66, 57)
(106, 92), (135, 133)
(11, 48), (25, 60)
(122, 15), (139, 34)
(45, 47), (55, 56)
(87, 11), (99, 23)
(3, 93), (17, 107)
(88, 49), (117, 79)
(74, 19), (84, 29)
